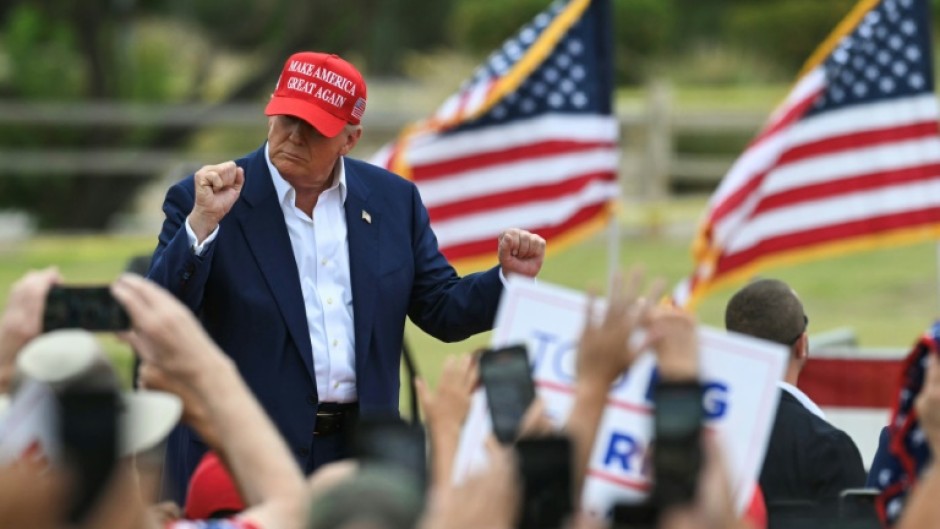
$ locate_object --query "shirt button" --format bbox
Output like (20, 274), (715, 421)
(332, 339), (338, 347)
(321, 259), (328, 266)
(333, 382), (340, 389)
(327, 297), (333, 305)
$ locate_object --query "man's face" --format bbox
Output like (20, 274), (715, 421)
(267, 115), (361, 191)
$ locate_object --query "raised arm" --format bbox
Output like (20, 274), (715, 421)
(112, 274), (304, 529)
(565, 269), (664, 499)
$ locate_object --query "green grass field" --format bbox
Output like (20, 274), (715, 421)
(3, 205), (938, 410)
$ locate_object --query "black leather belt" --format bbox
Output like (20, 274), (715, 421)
(314, 402), (359, 436)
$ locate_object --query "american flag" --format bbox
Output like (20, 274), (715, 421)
(372, 0), (619, 269)
(673, 0), (940, 308)
(870, 321), (939, 526)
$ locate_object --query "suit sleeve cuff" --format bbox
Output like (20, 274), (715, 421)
(185, 218), (220, 257)
(498, 268), (536, 287)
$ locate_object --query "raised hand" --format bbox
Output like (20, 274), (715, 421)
(498, 229), (546, 278)
(576, 268), (665, 388)
(0, 267), (61, 392)
(187, 161), (245, 242)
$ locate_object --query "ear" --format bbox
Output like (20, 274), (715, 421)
(339, 126), (362, 156)
(793, 333), (809, 362)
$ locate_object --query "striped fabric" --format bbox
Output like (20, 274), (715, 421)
(673, 0), (940, 308)
(372, 0), (618, 270)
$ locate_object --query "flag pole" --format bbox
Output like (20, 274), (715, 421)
(608, 200), (621, 283)
(936, 241), (940, 312)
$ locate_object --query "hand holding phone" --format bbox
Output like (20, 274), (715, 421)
(352, 415), (427, 488)
(479, 344), (536, 444)
(516, 436), (573, 529)
(652, 381), (704, 511)
(43, 286), (130, 332)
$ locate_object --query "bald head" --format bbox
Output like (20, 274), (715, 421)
(725, 279), (806, 346)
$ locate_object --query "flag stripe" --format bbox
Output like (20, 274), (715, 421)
(407, 115), (618, 164)
(709, 98), (940, 227)
(434, 179), (619, 246)
(717, 206), (940, 274)
(755, 162), (940, 216)
(707, 71), (826, 211)
(412, 140), (617, 182)
(713, 136), (940, 249)
(759, 137), (940, 197)
(725, 178), (940, 254)
(415, 147), (619, 207)
(441, 201), (610, 261)
(750, 73), (826, 150)
(775, 121), (940, 169)
(799, 357), (905, 408)
(428, 170), (615, 222)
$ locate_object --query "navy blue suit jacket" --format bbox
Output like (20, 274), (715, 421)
(148, 145), (503, 500)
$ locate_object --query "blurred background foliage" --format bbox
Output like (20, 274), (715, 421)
(2, 0), (940, 229)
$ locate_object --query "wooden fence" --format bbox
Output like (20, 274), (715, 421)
(0, 88), (769, 197)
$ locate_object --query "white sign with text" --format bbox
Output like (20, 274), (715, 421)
(453, 278), (787, 515)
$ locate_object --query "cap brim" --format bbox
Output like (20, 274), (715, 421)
(265, 97), (346, 138)
(17, 330), (100, 384)
(120, 390), (182, 456)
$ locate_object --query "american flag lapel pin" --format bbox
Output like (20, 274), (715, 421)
(361, 210), (372, 224)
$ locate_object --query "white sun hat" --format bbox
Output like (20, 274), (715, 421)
(11, 329), (182, 456)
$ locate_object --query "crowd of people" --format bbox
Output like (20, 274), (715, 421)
(1, 49), (938, 529)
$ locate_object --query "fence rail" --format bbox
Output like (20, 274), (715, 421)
(0, 88), (767, 193)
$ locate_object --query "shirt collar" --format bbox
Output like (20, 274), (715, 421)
(264, 142), (348, 207)
(778, 381), (827, 419)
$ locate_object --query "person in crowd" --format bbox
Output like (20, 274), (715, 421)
(185, 452), (247, 520)
(725, 278), (866, 526)
(146, 49), (547, 501)
(894, 354), (940, 528)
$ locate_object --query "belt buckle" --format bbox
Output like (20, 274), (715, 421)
(314, 409), (345, 436)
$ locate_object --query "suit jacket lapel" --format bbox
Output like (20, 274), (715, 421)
(235, 146), (316, 384)
(344, 160), (378, 382)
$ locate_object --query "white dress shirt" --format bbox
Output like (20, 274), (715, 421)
(186, 144), (357, 402)
(778, 381), (826, 419)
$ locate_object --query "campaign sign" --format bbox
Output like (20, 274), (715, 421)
(453, 278), (787, 515)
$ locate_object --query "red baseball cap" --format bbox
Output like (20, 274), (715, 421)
(184, 452), (246, 520)
(264, 51), (368, 138)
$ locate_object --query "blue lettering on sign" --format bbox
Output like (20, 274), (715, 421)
(529, 330), (559, 372)
(702, 382), (729, 419)
(604, 431), (641, 471)
(643, 367), (730, 420)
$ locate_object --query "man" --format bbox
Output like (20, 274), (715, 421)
(725, 278), (865, 527)
(147, 51), (546, 501)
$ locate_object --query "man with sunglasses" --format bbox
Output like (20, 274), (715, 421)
(725, 278), (866, 528)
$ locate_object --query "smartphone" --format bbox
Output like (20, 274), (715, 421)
(44, 286), (130, 332)
(352, 414), (427, 488)
(839, 488), (880, 527)
(652, 381), (703, 511)
(611, 501), (658, 529)
(58, 387), (119, 523)
(479, 344), (536, 444)
(516, 436), (573, 529)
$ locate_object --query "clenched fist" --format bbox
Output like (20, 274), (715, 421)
(497, 228), (546, 278)
(187, 161), (245, 242)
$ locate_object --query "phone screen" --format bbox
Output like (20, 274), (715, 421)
(839, 488), (880, 525)
(652, 382), (703, 510)
(479, 344), (535, 444)
(516, 436), (573, 529)
(44, 286), (130, 332)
